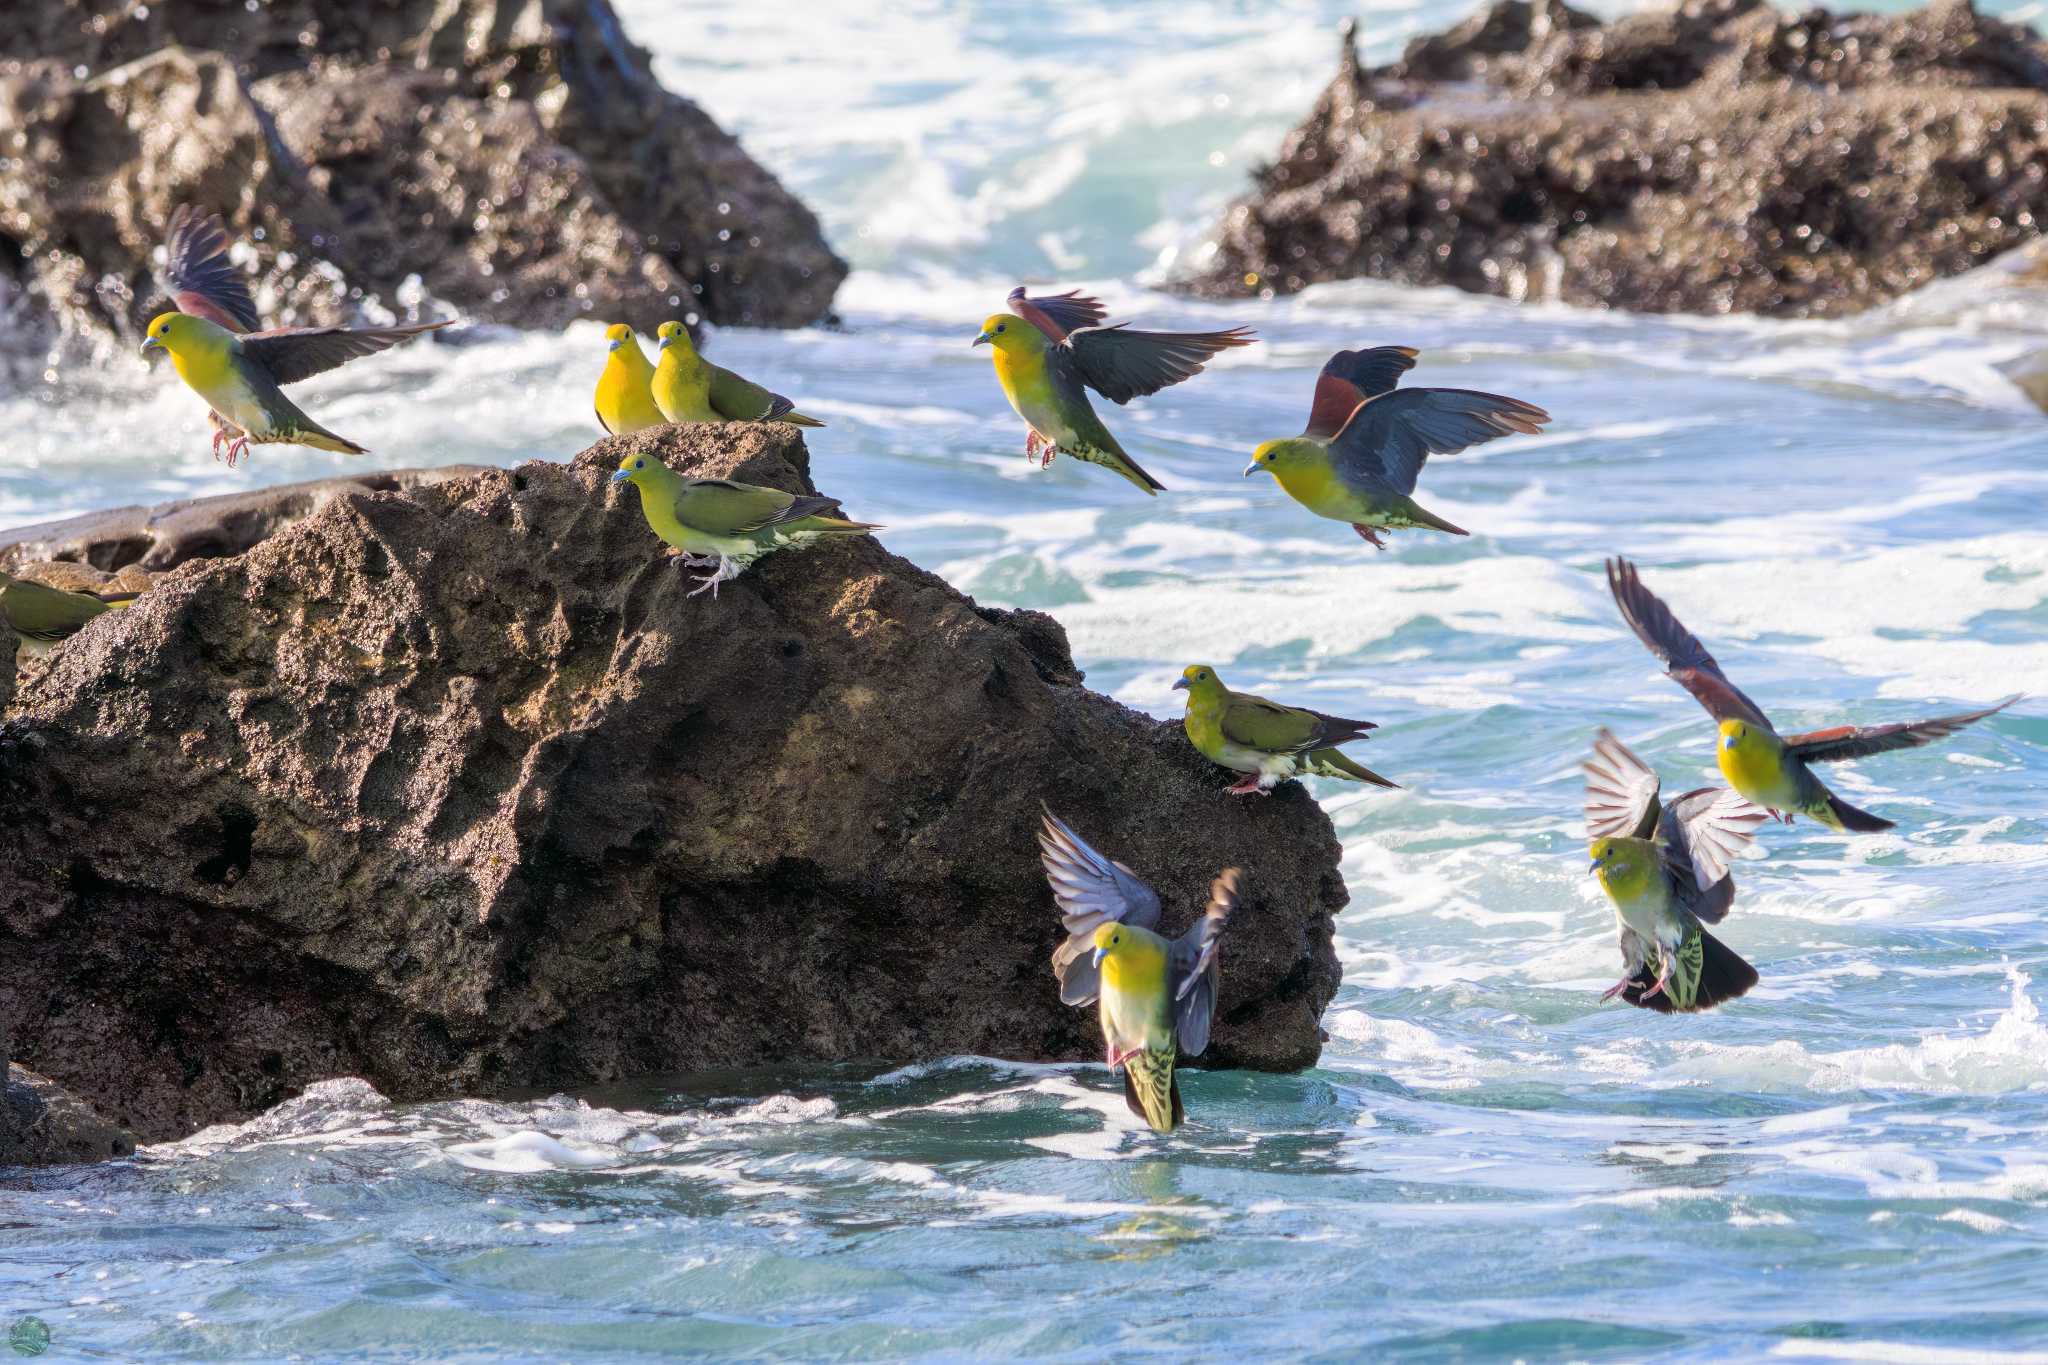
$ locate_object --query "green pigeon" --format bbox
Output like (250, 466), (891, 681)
(0, 570), (138, 656)
(610, 452), (879, 598)
(1608, 557), (2022, 832)
(650, 321), (825, 427)
(1173, 663), (1398, 796)
(975, 286), (1255, 495)
(1244, 345), (1549, 547)
(1038, 808), (1239, 1134)
(1584, 728), (1767, 1012)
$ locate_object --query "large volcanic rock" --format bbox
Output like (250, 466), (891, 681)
(1184, 0), (2048, 317)
(0, 0), (845, 372)
(0, 426), (1346, 1147)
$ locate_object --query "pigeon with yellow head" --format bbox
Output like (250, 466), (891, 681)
(1583, 728), (1768, 1012)
(1038, 809), (1239, 1134)
(649, 321), (824, 427)
(141, 207), (450, 465)
(1606, 557), (2020, 832)
(974, 286), (1255, 494)
(1245, 345), (1548, 548)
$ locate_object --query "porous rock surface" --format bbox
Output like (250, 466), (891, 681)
(0, 426), (1346, 1147)
(1185, 0), (2048, 317)
(0, 0), (845, 371)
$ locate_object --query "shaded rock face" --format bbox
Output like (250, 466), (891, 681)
(2, 1064), (137, 1167)
(1186, 0), (2048, 317)
(0, 426), (1345, 1145)
(0, 0), (845, 370)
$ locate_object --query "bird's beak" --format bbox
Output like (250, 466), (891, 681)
(1588, 858), (1602, 876)
(607, 339), (622, 353)
(610, 469), (631, 485)
(140, 336), (162, 355)
(1171, 678), (1190, 692)
(657, 335), (674, 352)
(1241, 460), (1260, 478)
(1091, 946), (1107, 968)
(972, 331), (993, 347)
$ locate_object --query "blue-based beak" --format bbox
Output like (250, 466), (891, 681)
(140, 336), (162, 355)
(1171, 678), (1190, 691)
(607, 339), (623, 353)
(1241, 460), (1260, 478)
(1588, 858), (1602, 876)
(1722, 735), (1737, 750)
(610, 469), (631, 485)
(1091, 946), (1107, 968)
(972, 331), (993, 347)
(657, 335), (674, 352)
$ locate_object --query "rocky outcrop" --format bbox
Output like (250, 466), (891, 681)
(0, 466), (490, 574)
(0, 0), (845, 370)
(1, 1063), (137, 1167)
(0, 426), (1346, 1147)
(1185, 0), (2048, 317)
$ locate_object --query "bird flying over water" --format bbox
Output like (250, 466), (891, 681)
(650, 322), (824, 427)
(143, 207), (449, 465)
(1037, 809), (1238, 1134)
(974, 286), (1255, 495)
(611, 453), (878, 597)
(1174, 663), (1397, 796)
(1584, 728), (1767, 1012)
(1244, 345), (1548, 547)
(0, 569), (137, 657)
(595, 324), (668, 436)
(1606, 558), (2019, 832)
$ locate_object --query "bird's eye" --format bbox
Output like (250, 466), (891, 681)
(996, 323), (1005, 333)
(634, 459), (644, 469)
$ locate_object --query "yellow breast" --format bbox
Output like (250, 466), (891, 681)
(1717, 731), (1794, 806)
(652, 354), (719, 422)
(597, 354), (664, 434)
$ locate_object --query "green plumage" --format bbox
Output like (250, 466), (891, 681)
(0, 571), (132, 647)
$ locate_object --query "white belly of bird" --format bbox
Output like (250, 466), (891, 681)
(1611, 880), (1681, 953)
(206, 376), (274, 438)
(1012, 391), (1078, 447)
(678, 528), (826, 569)
(1211, 739), (1300, 788)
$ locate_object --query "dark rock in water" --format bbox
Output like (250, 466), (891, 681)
(0, 427), (1345, 1145)
(1185, 0), (2048, 317)
(1, 1063), (137, 1167)
(0, 0), (845, 371)
(0, 467), (491, 573)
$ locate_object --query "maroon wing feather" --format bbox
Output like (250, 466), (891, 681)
(1007, 287), (1107, 343)
(162, 204), (260, 333)
(1305, 346), (1420, 440)
(1785, 696), (2021, 764)
(1606, 558), (1773, 730)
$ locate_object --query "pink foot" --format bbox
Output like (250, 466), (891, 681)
(223, 436), (250, 468)
(1225, 775), (1269, 797)
(1599, 977), (1633, 1002)
(1107, 1044), (1140, 1069)
(1638, 972), (1670, 1004)
(1352, 524), (1387, 550)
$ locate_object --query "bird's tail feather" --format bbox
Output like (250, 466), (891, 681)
(780, 412), (826, 428)
(1308, 747), (1400, 789)
(1110, 453), (1166, 496)
(811, 517), (881, 535)
(297, 426), (369, 456)
(1625, 927), (1757, 1013)
(1406, 501), (1468, 537)
(1822, 791), (1894, 833)
(1122, 1049), (1181, 1133)
(1693, 927), (1760, 1010)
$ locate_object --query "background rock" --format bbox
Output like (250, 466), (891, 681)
(1, 1064), (137, 1167)
(0, 0), (846, 372)
(1185, 0), (2048, 317)
(0, 427), (1345, 1145)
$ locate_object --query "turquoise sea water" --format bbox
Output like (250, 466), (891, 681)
(5, 0), (2048, 1359)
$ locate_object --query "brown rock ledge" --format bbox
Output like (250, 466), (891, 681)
(0, 425), (1346, 1147)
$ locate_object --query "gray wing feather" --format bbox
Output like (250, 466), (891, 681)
(1660, 786), (1768, 918)
(1583, 728), (1662, 841)
(1038, 810), (1163, 1007)
(1170, 869), (1241, 1057)
(241, 320), (453, 386)
(1059, 323), (1256, 405)
(1330, 387), (1549, 495)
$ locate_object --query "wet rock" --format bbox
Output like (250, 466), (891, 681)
(0, 466), (491, 573)
(1186, 0), (2048, 317)
(0, 0), (845, 370)
(0, 426), (1345, 1144)
(1, 1063), (137, 1167)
